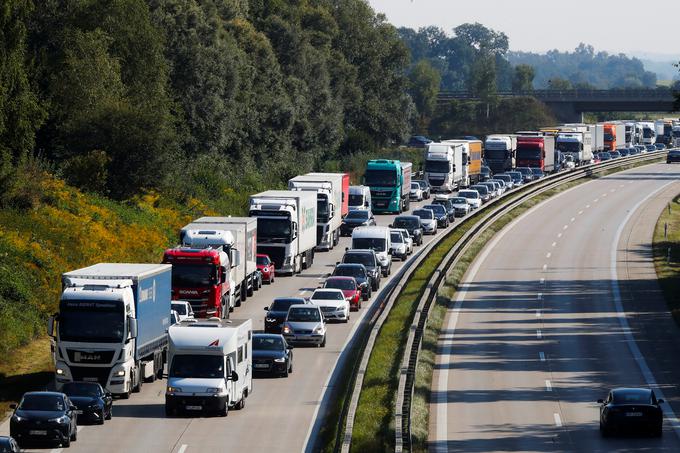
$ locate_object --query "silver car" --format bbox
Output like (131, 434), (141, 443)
(412, 208), (437, 235)
(449, 197), (471, 217)
(282, 305), (327, 347)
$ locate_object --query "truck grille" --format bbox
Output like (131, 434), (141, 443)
(371, 190), (392, 198)
(257, 246), (286, 270)
(428, 177), (445, 186)
(66, 349), (115, 364)
(69, 366), (111, 386)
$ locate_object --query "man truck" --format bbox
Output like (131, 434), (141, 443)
(364, 160), (412, 214)
(249, 190), (317, 274)
(49, 263), (171, 398)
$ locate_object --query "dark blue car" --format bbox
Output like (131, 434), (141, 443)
(252, 334), (293, 377)
(10, 392), (78, 448)
(407, 135), (432, 148)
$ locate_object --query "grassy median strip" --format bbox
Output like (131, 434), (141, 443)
(653, 193), (680, 326)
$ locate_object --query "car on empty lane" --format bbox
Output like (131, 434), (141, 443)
(598, 388), (664, 437)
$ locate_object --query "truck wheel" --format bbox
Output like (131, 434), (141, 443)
(133, 372), (143, 393)
(247, 278), (254, 297)
(236, 394), (246, 410)
(240, 285), (247, 303)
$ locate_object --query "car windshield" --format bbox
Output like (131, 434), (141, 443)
(458, 191), (478, 199)
(451, 197), (467, 204)
(413, 210), (433, 220)
(353, 238), (386, 251)
(19, 394), (65, 411)
(312, 291), (344, 300)
(62, 383), (100, 397)
(411, 183), (419, 189)
(425, 160), (450, 173)
(518, 168), (532, 175)
(171, 263), (215, 287)
(425, 205), (446, 215)
(256, 256), (270, 265)
(509, 172), (522, 181)
(496, 175), (511, 182)
(415, 181), (428, 189)
(270, 299), (302, 311)
(344, 253), (374, 267)
(256, 218), (292, 241)
(325, 279), (356, 290)
(253, 336), (284, 351)
(471, 185), (489, 195)
(346, 210), (369, 220)
(58, 300), (125, 343)
(171, 303), (187, 315)
(287, 307), (321, 322)
(531, 169), (544, 175)
(391, 232), (403, 243)
(612, 391), (652, 405)
(348, 194), (365, 206)
(333, 266), (365, 278)
(393, 217), (420, 229)
(170, 355), (224, 379)
(364, 169), (396, 186)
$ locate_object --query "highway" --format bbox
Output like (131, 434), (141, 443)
(429, 163), (680, 452)
(0, 195), (445, 453)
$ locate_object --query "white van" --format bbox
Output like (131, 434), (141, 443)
(351, 226), (392, 276)
(348, 185), (371, 211)
(165, 318), (252, 416)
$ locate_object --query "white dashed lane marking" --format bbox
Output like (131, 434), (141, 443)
(554, 413), (563, 427)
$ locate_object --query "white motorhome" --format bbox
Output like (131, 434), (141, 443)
(351, 226), (392, 277)
(165, 318), (252, 416)
(348, 185), (371, 211)
(424, 142), (464, 192)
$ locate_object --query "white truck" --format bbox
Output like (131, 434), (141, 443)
(673, 125), (680, 148)
(165, 318), (252, 416)
(183, 217), (259, 306)
(484, 135), (516, 174)
(640, 121), (657, 145)
(288, 173), (345, 251)
(424, 142), (464, 192)
(49, 264), (171, 398)
(249, 190), (317, 275)
(556, 125), (594, 165)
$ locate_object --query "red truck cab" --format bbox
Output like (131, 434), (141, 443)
(162, 247), (230, 318)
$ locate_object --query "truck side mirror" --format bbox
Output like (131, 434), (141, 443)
(231, 249), (241, 269)
(229, 371), (239, 382)
(128, 317), (138, 339)
(47, 316), (55, 337)
(292, 222), (299, 240)
(221, 266), (228, 282)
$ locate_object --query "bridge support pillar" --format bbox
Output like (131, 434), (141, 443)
(545, 102), (583, 123)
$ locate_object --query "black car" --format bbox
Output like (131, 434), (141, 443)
(264, 297), (307, 333)
(431, 198), (456, 222)
(618, 147), (630, 157)
(635, 145), (646, 153)
(10, 392), (78, 448)
(507, 171), (523, 186)
(391, 215), (423, 246)
(341, 249), (381, 291)
(627, 147), (639, 156)
(599, 152), (612, 161)
(516, 167), (534, 183)
(480, 166), (492, 181)
(252, 334), (293, 377)
(609, 150), (621, 159)
(407, 135), (432, 148)
(332, 263), (372, 300)
(413, 180), (431, 199)
(655, 143), (667, 150)
(645, 144), (657, 152)
(0, 436), (20, 453)
(340, 209), (376, 236)
(61, 381), (112, 425)
(598, 388), (664, 437)
(423, 204), (449, 228)
(667, 150), (680, 163)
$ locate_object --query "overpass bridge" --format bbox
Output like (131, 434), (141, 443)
(437, 89), (678, 122)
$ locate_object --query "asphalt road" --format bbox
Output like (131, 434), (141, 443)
(0, 193), (454, 453)
(429, 163), (680, 452)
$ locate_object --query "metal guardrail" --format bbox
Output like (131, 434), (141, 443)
(437, 89), (676, 102)
(394, 151), (666, 451)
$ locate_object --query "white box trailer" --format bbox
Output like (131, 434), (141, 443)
(249, 190), (317, 275)
(424, 143), (464, 192)
(188, 217), (259, 304)
(165, 318), (252, 416)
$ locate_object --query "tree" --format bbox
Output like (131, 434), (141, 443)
(409, 60), (441, 125)
(674, 63), (680, 111)
(548, 77), (573, 90)
(512, 64), (535, 92)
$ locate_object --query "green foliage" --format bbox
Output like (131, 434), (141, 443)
(409, 60), (441, 121)
(547, 77), (573, 90)
(512, 64), (535, 92)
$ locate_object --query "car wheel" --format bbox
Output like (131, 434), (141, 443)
(219, 402), (229, 417)
(236, 394), (246, 410)
(654, 424), (663, 437)
(288, 359), (293, 374)
(71, 424), (77, 441)
(281, 366), (289, 378)
(106, 406), (112, 420)
(97, 410), (105, 425)
(599, 422), (609, 437)
(320, 335), (326, 348)
(165, 405), (176, 417)
(63, 436), (71, 448)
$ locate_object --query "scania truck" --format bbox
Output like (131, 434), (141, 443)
(364, 160), (412, 214)
(49, 263), (171, 398)
(249, 190), (317, 274)
(516, 134), (555, 172)
(423, 142), (464, 192)
(484, 135), (516, 174)
(288, 173), (349, 250)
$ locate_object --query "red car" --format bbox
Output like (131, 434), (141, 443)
(257, 254), (275, 284)
(324, 276), (362, 310)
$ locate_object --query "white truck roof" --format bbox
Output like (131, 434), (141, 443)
(169, 319), (251, 356)
(63, 263), (171, 280)
(182, 227), (235, 247)
(194, 217), (257, 227)
(351, 226), (390, 238)
(349, 185), (369, 194)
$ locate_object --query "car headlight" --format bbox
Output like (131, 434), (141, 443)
(274, 357), (286, 363)
(12, 415), (23, 423)
(313, 325), (324, 334)
(48, 415), (70, 424)
(206, 387), (221, 393)
(265, 317), (277, 323)
(114, 370), (125, 377)
(167, 386), (182, 393)
(282, 325), (292, 334)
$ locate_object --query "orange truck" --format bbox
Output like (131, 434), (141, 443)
(603, 123), (625, 151)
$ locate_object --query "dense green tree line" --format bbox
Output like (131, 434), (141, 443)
(0, 0), (414, 202)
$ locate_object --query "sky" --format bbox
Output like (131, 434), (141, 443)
(367, 0), (680, 60)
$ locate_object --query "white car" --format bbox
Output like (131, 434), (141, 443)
(412, 208), (437, 235)
(309, 288), (350, 322)
(457, 189), (482, 209)
(393, 228), (413, 254)
(389, 229), (409, 260)
(409, 182), (423, 201)
(171, 301), (195, 322)
(449, 196), (471, 217)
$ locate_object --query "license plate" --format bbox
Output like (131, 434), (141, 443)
(29, 430), (47, 435)
(626, 412), (643, 417)
(186, 405), (202, 411)
(75, 410), (84, 414)
(254, 363), (269, 369)
(83, 377), (98, 382)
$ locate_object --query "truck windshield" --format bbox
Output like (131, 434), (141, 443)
(352, 238), (386, 252)
(604, 133), (614, 141)
(172, 264), (215, 287)
(424, 160), (450, 173)
(59, 300), (125, 343)
(256, 218), (292, 242)
(643, 129), (654, 138)
(557, 141), (580, 153)
(484, 149), (507, 160)
(673, 131), (680, 138)
(516, 148), (541, 160)
(364, 169), (396, 186)
(348, 194), (365, 206)
(317, 199), (329, 222)
(170, 355), (224, 379)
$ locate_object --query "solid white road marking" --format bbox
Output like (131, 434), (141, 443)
(554, 413), (562, 427)
(545, 380), (552, 391)
(539, 352), (546, 362)
(537, 329), (542, 339)
(178, 445), (188, 453)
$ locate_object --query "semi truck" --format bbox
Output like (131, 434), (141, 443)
(603, 123), (625, 151)
(423, 142), (464, 192)
(288, 173), (349, 250)
(640, 122), (656, 145)
(249, 190), (317, 274)
(183, 217), (259, 305)
(364, 160), (412, 214)
(516, 134), (556, 172)
(673, 125), (680, 148)
(441, 139), (483, 186)
(165, 318), (252, 416)
(484, 135), (516, 174)
(49, 263), (171, 398)
(555, 128), (594, 166)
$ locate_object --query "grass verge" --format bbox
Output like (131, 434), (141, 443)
(653, 193), (680, 326)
